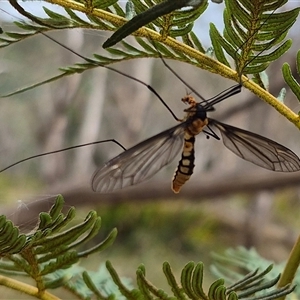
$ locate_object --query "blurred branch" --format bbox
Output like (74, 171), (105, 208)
(57, 171), (300, 203)
(3, 170), (299, 226)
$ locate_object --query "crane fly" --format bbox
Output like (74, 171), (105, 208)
(1, 6), (300, 194)
(91, 83), (300, 193)
(94, 8), (300, 193)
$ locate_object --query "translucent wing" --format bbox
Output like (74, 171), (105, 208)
(210, 118), (300, 172)
(91, 123), (186, 193)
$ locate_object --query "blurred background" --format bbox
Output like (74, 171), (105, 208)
(0, 1), (300, 297)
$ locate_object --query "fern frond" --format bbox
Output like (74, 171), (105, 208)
(0, 216), (26, 255)
(4, 0), (298, 78)
(211, 247), (300, 298)
(1, 36), (208, 97)
(282, 50), (300, 103)
(0, 195), (118, 298)
(60, 264), (132, 299)
(210, 0), (300, 78)
(0, 4), (114, 49)
(107, 260), (294, 300)
(7, 0), (119, 28)
(102, 0), (208, 48)
(0, 199), (297, 300)
(3, 0), (300, 130)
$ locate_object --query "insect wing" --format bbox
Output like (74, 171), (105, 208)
(210, 118), (300, 172)
(91, 123), (186, 193)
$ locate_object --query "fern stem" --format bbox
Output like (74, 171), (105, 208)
(0, 275), (60, 300)
(45, 0), (127, 26)
(277, 234), (300, 300)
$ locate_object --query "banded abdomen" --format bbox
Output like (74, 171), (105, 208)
(172, 95), (208, 193)
(172, 133), (195, 193)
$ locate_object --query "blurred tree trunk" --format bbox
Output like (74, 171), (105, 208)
(35, 29), (84, 184)
(112, 57), (155, 145)
(71, 64), (108, 182)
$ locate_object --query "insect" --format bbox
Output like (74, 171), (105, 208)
(1, 3), (300, 194)
(91, 83), (300, 193)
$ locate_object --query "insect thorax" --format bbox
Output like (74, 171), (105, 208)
(182, 95), (208, 136)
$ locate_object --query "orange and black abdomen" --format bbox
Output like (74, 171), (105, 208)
(172, 97), (208, 193)
(172, 132), (195, 193)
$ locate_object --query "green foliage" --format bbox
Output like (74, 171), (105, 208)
(0, 198), (297, 299)
(211, 247), (300, 299)
(0, 216), (26, 254)
(1, 0), (300, 130)
(282, 50), (300, 104)
(0, 0), (210, 96)
(1, 1), (300, 298)
(0, 195), (119, 299)
(105, 260), (294, 299)
(210, 0), (299, 76)
(102, 0), (209, 48)
(0, 0), (298, 103)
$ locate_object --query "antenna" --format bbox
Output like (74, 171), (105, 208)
(0, 140), (126, 173)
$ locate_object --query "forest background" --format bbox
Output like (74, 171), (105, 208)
(1, 0), (300, 299)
